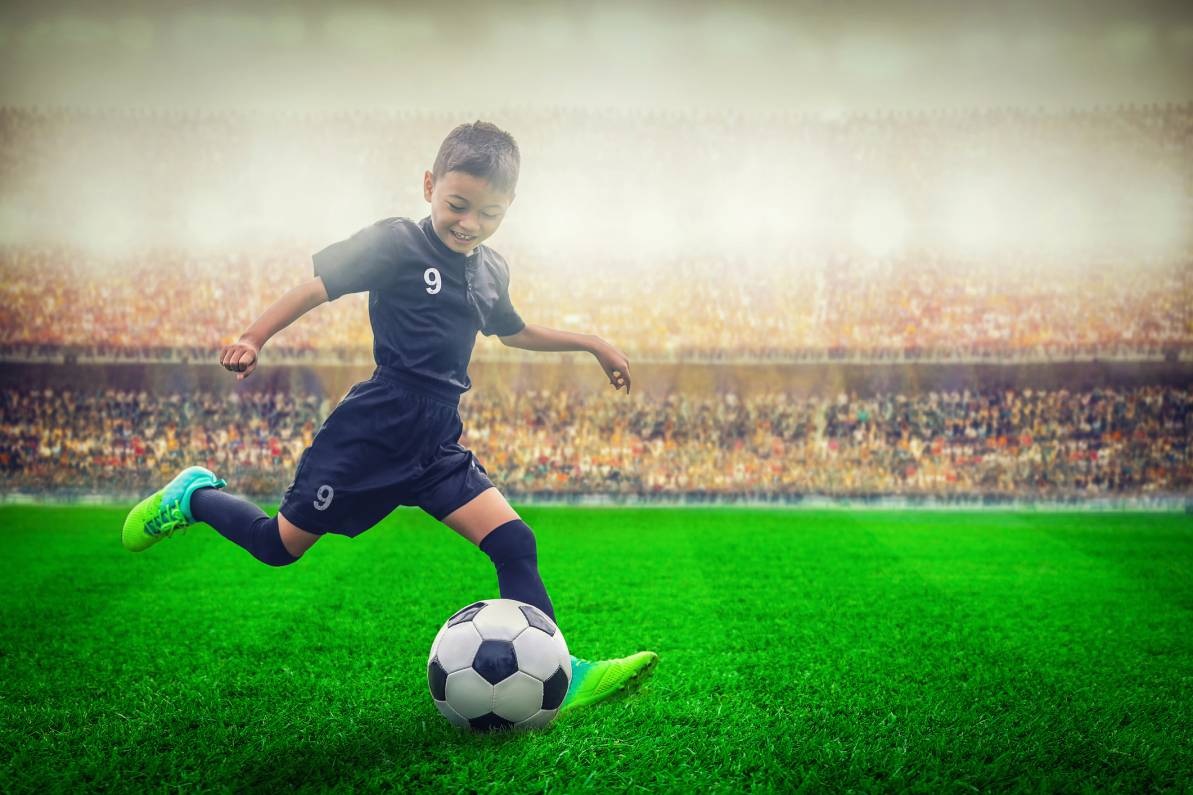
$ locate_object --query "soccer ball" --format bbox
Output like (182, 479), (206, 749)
(427, 599), (571, 731)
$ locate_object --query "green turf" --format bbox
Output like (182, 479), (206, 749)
(1, 506), (1190, 792)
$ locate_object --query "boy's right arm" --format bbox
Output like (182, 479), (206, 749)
(220, 276), (330, 380)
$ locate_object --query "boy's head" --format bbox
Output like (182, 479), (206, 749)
(423, 121), (519, 254)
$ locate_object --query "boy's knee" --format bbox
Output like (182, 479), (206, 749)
(252, 516), (301, 567)
(276, 513), (321, 559)
(275, 538), (307, 564)
(263, 542), (301, 567)
(479, 519), (537, 563)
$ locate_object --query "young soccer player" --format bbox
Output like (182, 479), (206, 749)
(121, 121), (657, 711)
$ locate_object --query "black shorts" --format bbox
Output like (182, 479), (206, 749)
(278, 367), (495, 537)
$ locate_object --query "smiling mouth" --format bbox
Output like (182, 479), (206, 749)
(451, 230), (476, 242)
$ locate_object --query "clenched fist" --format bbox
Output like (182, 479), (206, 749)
(220, 339), (259, 381)
(591, 339), (632, 394)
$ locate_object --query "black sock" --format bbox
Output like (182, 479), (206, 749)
(190, 487), (298, 567)
(479, 519), (555, 622)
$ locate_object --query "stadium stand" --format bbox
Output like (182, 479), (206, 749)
(2, 384), (1188, 500)
(1, 246), (1189, 363)
(2, 103), (1191, 363)
(1, 105), (1189, 500)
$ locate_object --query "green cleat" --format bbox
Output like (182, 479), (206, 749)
(121, 466), (226, 552)
(562, 651), (659, 711)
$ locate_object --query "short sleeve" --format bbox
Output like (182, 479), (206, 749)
(482, 275), (526, 337)
(312, 221), (401, 301)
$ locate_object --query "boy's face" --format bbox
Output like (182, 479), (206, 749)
(423, 170), (514, 255)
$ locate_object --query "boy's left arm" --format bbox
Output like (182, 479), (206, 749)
(499, 324), (631, 393)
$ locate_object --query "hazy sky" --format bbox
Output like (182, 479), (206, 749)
(1, 0), (1191, 112)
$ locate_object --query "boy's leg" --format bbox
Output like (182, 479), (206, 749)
(122, 466), (313, 565)
(440, 487), (555, 622)
(438, 484), (658, 711)
(278, 513), (322, 557)
(188, 487), (317, 566)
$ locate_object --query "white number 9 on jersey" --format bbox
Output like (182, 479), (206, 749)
(424, 267), (442, 295)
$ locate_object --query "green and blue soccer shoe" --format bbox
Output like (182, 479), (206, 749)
(121, 466), (226, 552)
(562, 651), (659, 711)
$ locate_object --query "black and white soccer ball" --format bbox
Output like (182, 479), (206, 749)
(427, 599), (571, 731)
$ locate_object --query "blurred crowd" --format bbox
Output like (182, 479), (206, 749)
(1, 103), (1191, 362)
(3, 384), (1187, 499)
(1, 246), (1188, 362)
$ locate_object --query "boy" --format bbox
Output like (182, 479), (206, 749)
(121, 121), (657, 712)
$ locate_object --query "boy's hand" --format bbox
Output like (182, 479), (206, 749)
(220, 338), (259, 381)
(591, 339), (631, 394)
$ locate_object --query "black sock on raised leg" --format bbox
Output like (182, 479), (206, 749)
(479, 519), (556, 622)
(189, 487), (297, 567)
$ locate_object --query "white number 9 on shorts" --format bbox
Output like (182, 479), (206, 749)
(313, 484), (335, 511)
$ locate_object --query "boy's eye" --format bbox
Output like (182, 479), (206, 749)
(482, 212), (500, 220)
(448, 203), (465, 212)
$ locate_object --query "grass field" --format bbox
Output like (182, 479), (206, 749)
(1, 506), (1190, 792)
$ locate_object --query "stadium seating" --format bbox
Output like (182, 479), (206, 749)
(2, 385), (1187, 499)
(1, 104), (1190, 363)
(1, 105), (1189, 499)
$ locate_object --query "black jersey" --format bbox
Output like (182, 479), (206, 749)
(312, 217), (525, 400)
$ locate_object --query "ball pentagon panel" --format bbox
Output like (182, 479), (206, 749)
(469, 712), (515, 732)
(541, 667), (570, 711)
(518, 604), (557, 636)
(473, 639), (519, 685)
(446, 601), (487, 628)
(427, 658), (448, 701)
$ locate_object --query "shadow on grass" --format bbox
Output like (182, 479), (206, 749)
(228, 711), (546, 790)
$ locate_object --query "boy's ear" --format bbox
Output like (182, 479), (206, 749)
(423, 170), (434, 202)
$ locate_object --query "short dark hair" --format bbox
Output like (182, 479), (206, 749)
(432, 121), (520, 194)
